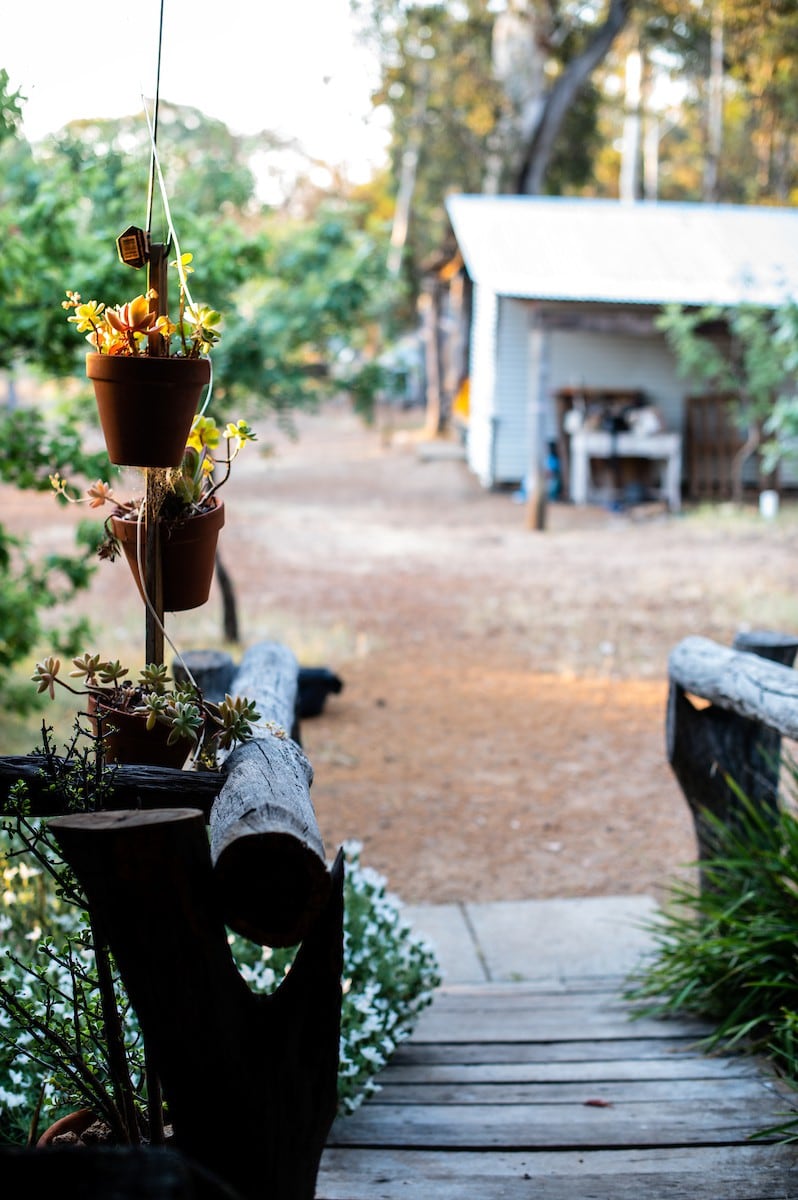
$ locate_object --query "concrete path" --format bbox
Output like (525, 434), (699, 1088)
(401, 895), (661, 984)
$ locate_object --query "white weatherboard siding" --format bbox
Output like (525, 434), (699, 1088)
(448, 195), (798, 494)
(465, 284), (498, 486)
(469, 309), (687, 488)
(492, 299), (530, 484)
(467, 295), (535, 487)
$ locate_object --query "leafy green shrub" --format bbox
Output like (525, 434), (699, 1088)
(625, 772), (798, 1138)
(0, 405), (113, 713)
(0, 741), (440, 1143)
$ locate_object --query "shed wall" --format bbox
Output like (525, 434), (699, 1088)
(481, 314), (690, 489)
(492, 299), (530, 484)
(545, 328), (685, 432)
(465, 285), (498, 486)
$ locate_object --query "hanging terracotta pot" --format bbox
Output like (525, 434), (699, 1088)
(86, 353), (210, 468)
(88, 695), (192, 769)
(110, 498), (225, 613)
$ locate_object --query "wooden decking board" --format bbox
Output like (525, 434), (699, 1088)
(329, 1097), (786, 1148)
(317, 978), (798, 1198)
(318, 1145), (798, 1199)
(385, 1056), (764, 1084)
(372, 1076), (775, 1104)
(392, 1036), (731, 1066)
(409, 988), (713, 1043)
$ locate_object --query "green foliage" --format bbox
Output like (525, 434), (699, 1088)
(0, 96), (394, 710)
(359, 0), (504, 277)
(0, 406), (109, 491)
(545, 82), (604, 196)
(213, 209), (398, 422)
(625, 776), (798, 1140)
(0, 722), (144, 1145)
(657, 298), (798, 481)
(0, 524), (94, 713)
(0, 406), (112, 714)
(0, 70), (24, 144)
(0, 99), (265, 379)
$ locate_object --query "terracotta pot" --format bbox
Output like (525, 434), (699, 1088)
(110, 499), (225, 613)
(89, 696), (191, 769)
(36, 1108), (97, 1148)
(86, 353), (210, 468)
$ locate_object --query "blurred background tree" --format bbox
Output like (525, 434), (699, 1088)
(1, 0), (797, 706)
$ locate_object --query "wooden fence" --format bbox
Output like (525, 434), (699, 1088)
(0, 641), (342, 1200)
(667, 628), (798, 886)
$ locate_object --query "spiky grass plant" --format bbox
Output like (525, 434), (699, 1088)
(625, 766), (798, 1139)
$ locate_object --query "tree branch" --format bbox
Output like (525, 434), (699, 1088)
(517, 0), (631, 195)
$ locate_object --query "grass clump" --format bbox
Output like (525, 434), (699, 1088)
(625, 771), (798, 1140)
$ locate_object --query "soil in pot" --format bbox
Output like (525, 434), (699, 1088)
(35, 1109), (108, 1148)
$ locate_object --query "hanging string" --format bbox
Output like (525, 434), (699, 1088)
(145, 0), (166, 238)
(140, 0), (214, 415)
(141, 96), (214, 418)
(130, 0), (209, 703)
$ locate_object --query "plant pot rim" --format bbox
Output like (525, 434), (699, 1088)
(111, 496), (224, 527)
(86, 352), (211, 380)
(36, 1107), (97, 1148)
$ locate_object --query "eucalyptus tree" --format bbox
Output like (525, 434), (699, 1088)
(604, 0), (798, 203)
(351, 0), (631, 292)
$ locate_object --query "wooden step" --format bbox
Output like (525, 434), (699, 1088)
(318, 979), (798, 1199)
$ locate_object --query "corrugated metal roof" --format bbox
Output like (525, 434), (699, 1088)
(445, 195), (798, 307)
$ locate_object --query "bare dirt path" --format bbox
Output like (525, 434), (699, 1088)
(209, 402), (798, 906)
(12, 400), (798, 905)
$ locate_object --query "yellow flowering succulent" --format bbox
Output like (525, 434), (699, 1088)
(50, 412), (257, 564)
(62, 254), (221, 358)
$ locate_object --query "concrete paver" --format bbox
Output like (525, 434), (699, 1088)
(402, 895), (661, 985)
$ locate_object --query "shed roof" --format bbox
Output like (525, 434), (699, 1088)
(445, 195), (798, 308)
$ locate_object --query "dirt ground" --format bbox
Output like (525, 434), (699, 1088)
(11, 399), (798, 906)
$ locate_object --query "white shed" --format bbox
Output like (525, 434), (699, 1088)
(445, 195), (798, 503)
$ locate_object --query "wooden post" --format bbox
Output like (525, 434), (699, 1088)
(667, 630), (798, 885)
(144, 242), (169, 665)
(49, 809), (343, 1200)
(525, 318), (549, 531)
(144, 472), (164, 666)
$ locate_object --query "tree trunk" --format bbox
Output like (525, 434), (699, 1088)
(703, 2), (724, 202)
(516, 0), (631, 195)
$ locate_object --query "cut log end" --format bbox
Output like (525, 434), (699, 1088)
(49, 807), (205, 834)
(215, 833), (332, 948)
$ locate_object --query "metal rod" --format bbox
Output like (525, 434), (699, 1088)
(144, 473), (165, 667)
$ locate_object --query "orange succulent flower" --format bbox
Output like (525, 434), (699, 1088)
(105, 294), (159, 338)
